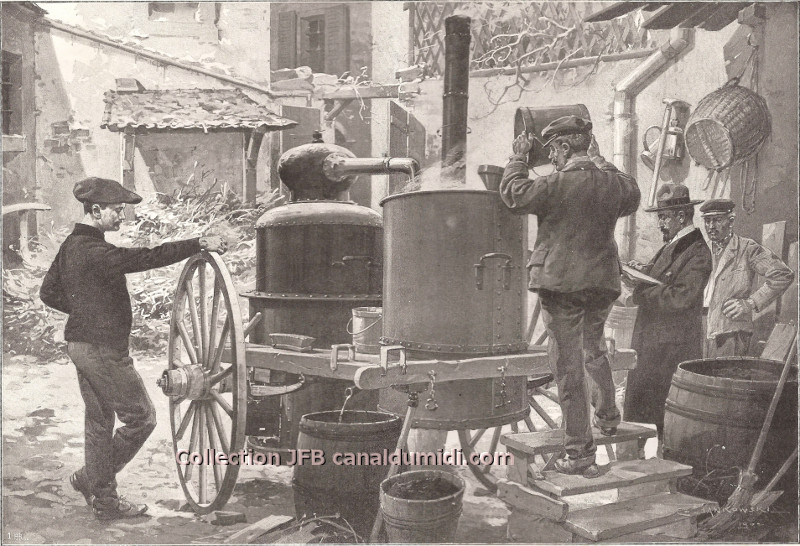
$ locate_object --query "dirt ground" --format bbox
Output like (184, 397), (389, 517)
(1, 352), (513, 544)
(2, 352), (796, 544)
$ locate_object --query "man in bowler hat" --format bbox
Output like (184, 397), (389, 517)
(623, 184), (712, 456)
(701, 198), (793, 358)
(500, 115), (640, 476)
(40, 177), (227, 520)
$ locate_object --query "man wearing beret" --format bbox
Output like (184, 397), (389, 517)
(622, 184), (712, 456)
(40, 177), (227, 520)
(500, 115), (640, 476)
(701, 198), (794, 358)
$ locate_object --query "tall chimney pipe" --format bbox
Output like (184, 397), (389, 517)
(441, 15), (471, 183)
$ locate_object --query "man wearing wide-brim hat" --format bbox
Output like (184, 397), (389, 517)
(500, 115), (640, 476)
(40, 177), (228, 520)
(622, 184), (712, 456)
(700, 198), (793, 358)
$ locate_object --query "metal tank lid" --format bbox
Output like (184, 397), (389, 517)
(256, 200), (382, 228)
(379, 188), (497, 207)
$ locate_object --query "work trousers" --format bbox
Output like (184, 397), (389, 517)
(67, 342), (157, 502)
(539, 288), (619, 458)
(704, 331), (753, 358)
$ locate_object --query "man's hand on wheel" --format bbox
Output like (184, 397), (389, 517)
(199, 235), (228, 254)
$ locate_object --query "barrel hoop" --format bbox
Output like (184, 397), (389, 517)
(381, 508), (462, 527)
(670, 374), (774, 400)
(664, 399), (762, 428)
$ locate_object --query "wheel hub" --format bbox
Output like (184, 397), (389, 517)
(157, 365), (210, 400)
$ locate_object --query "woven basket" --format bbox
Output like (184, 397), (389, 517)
(685, 78), (771, 170)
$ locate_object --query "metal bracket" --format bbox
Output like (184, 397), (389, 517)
(330, 344), (356, 372)
(380, 345), (407, 376)
(474, 252), (514, 290)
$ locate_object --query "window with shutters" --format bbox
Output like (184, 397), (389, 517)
(272, 5), (350, 77)
(300, 16), (325, 73)
(1, 50), (22, 136)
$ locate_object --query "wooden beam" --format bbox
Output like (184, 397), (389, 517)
(121, 129), (136, 221)
(642, 3), (707, 29)
(323, 98), (354, 121)
(497, 478), (569, 522)
(320, 83), (419, 101)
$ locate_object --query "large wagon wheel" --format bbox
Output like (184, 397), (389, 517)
(458, 374), (557, 492)
(162, 251), (247, 514)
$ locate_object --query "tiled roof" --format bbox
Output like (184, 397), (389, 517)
(101, 88), (298, 132)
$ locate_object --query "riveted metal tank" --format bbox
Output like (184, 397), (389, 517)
(244, 137), (419, 451)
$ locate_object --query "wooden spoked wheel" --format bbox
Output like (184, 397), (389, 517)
(458, 377), (559, 492)
(167, 252), (246, 514)
(457, 414), (538, 492)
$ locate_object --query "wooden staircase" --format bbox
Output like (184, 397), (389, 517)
(498, 423), (718, 542)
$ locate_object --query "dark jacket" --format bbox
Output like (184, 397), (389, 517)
(624, 227), (713, 427)
(40, 223), (201, 350)
(500, 156), (640, 295)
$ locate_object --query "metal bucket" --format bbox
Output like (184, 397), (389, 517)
(349, 306), (382, 354)
(514, 104), (591, 167)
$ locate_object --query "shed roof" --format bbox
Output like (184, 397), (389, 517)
(586, 2), (753, 31)
(101, 88), (298, 133)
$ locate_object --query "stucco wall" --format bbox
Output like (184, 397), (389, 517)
(38, 2), (271, 84)
(2, 5), (40, 251)
(33, 22), (275, 229)
(383, 24), (738, 262)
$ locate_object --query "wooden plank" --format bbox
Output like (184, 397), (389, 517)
(223, 514), (294, 544)
(320, 84), (417, 101)
(506, 509), (574, 543)
(642, 4), (706, 29)
(644, 517), (697, 539)
(502, 422), (658, 456)
(563, 492), (717, 542)
(353, 351), (551, 390)
(529, 346), (637, 372)
(531, 458), (692, 497)
(760, 323), (797, 362)
(616, 479), (670, 502)
(497, 479), (569, 522)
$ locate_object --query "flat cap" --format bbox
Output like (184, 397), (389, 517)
(541, 115), (592, 147)
(700, 198), (735, 216)
(73, 177), (142, 205)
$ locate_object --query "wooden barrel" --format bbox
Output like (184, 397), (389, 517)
(514, 104), (591, 167)
(663, 358), (797, 501)
(292, 411), (402, 537)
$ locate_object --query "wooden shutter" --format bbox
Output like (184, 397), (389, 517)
(388, 101), (426, 194)
(276, 10), (298, 69)
(269, 105), (321, 193)
(324, 5), (350, 77)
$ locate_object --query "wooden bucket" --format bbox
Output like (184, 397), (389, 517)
(685, 78), (771, 170)
(292, 411), (401, 537)
(380, 469), (465, 543)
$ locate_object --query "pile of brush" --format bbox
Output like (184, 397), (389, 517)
(2, 185), (283, 360)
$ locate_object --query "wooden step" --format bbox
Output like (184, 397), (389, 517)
(501, 422), (657, 456)
(563, 492), (718, 542)
(531, 458), (693, 497)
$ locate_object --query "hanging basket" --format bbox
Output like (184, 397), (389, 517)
(684, 77), (771, 170)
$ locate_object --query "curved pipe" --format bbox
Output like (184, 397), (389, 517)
(614, 28), (694, 259)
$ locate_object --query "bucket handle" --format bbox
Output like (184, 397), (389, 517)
(346, 315), (382, 336)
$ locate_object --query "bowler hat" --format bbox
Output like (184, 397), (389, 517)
(700, 198), (735, 217)
(73, 177), (142, 205)
(541, 115), (593, 147)
(644, 184), (702, 212)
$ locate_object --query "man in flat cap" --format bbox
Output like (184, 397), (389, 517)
(500, 115), (640, 476)
(622, 184), (712, 456)
(701, 198), (794, 358)
(40, 177), (227, 520)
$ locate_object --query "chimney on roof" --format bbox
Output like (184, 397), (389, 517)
(115, 79), (146, 93)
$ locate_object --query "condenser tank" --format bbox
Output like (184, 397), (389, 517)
(380, 188), (527, 357)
